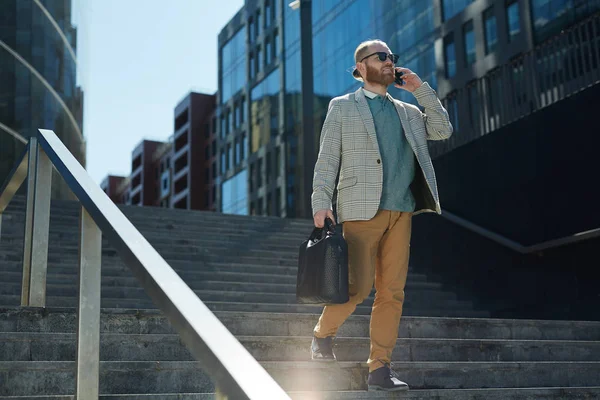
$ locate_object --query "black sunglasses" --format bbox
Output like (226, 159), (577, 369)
(360, 52), (399, 64)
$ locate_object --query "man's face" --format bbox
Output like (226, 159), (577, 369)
(361, 43), (395, 86)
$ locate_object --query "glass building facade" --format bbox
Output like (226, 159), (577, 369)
(506, 1), (521, 42)
(221, 28), (246, 105)
(530, 0), (600, 43)
(312, 0), (437, 106)
(222, 169), (248, 215)
(250, 68), (280, 153)
(217, 0), (600, 219)
(0, 0), (85, 199)
(442, 0), (476, 21)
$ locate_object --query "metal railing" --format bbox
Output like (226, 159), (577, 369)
(431, 12), (600, 158)
(440, 209), (600, 254)
(0, 129), (290, 400)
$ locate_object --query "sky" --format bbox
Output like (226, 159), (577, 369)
(79, 0), (245, 184)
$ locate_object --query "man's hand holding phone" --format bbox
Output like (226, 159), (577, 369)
(314, 209), (336, 228)
(394, 67), (423, 93)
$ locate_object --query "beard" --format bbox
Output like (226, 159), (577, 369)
(365, 63), (395, 86)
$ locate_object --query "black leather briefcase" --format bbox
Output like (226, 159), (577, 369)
(296, 218), (349, 304)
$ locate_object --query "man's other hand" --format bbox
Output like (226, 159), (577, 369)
(314, 209), (336, 228)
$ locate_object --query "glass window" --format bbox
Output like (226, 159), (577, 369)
(250, 54), (255, 79)
(220, 28), (246, 104)
(266, 152), (272, 184)
(265, 38), (271, 65)
(463, 21), (476, 65)
(235, 138), (241, 165)
(256, 11), (262, 38)
(250, 68), (280, 153)
(234, 104), (239, 129)
(249, 18), (254, 42)
(227, 143), (233, 169)
(221, 169), (248, 215)
(220, 116), (226, 139)
(266, 2), (271, 28)
(228, 110), (233, 134)
(274, 32), (280, 59)
(529, 0), (600, 43)
(242, 133), (248, 160)
(205, 145), (210, 160)
(240, 98), (245, 122)
(507, 2), (520, 42)
(484, 7), (498, 55)
(257, 158), (263, 188)
(212, 161), (217, 178)
(443, 0), (475, 21)
(220, 151), (226, 173)
(284, 0), (300, 48)
(212, 140), (216, 156)
(257, 46), (262, 73)
(444, 35), (456, 78)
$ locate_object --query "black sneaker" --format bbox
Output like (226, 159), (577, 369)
(367, 364), (409, 392)
(311, 336), (336, 361)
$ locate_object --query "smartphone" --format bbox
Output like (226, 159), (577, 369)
(395, 70), (404, 86)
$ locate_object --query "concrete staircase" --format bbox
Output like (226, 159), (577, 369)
(0, 197), (599, 399)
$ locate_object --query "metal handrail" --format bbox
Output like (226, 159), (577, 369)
(0, 129), (290, 399)
(440, 209), (600, 254)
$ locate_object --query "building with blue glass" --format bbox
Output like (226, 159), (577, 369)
(217, 0), (599, 218)
(0, 0), (85, 199)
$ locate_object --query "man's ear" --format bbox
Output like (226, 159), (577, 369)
(356, 62), (365, 78)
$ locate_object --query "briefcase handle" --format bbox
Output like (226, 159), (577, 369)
(324, 217), (335, 233)
(308, 217), (336, 242)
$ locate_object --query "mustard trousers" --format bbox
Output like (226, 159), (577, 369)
(314, 210), (412, 372)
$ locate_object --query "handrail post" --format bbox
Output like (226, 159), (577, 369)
(21, 138), (52, 307)
(74, 207), (102, 399)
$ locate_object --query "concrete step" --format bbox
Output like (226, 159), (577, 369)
(5, 308), (591, 340)
(0, 283), (471, 310)
(0, 281), (458, 304)
(2, 226), (310, 246)
(4, 201), (315, 227)
(0, 261), (435, 287)
(0, 249), (302, 267)
(0, 293), (478, 316)
(1, 360), (600, 395)
(3, 387), (600, 399)
(0, 260), (304, 277)
(0, 270), (296, 286)
(0, 243), (303, 261)
(290, 387), (600, 399)
(1, 332), (598, 362)
(0, 296), (487, 317)
(0, 233), (303, 251)
(0, 274), (445, 294)
(2, 211), (314, 235)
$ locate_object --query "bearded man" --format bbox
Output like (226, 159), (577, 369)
(310, 39), (453, 392)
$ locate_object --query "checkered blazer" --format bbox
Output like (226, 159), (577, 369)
(311, 82), (453, 222)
